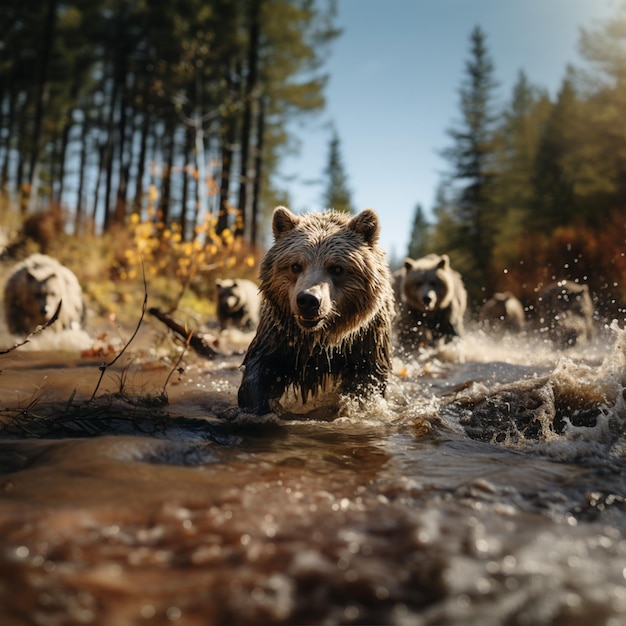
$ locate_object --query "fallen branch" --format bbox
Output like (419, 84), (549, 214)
(148, 307), (224, 358)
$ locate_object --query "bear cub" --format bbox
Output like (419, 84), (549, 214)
(215, 278), (261, 331)
(394, 253), (467, 351)
(237, 206), (395, 418)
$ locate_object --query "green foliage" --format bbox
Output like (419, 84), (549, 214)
(0, 0), (339, 244)
(438, 26), (500, 295)
(425, 9), (626, 317)
(321, 128), (355, 213)
(407, 204), (430, 259)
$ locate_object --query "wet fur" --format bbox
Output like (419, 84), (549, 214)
(537, 280), (594, 347)
(238, 207), (394, 416)
(393, 253), (467, 349)
(215, 278), (260, 331)
(4, 253), (85, 335)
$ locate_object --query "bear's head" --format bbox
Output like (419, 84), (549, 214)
(258, 206), (391, 344)
(25, 268), (63, 324)
(402, 253), (453, 312)
(216, 278), (245, 315)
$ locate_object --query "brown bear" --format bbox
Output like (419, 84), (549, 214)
(4, 253), (86, 335)
(393, 253), (467, 350)
(536, 280), (594, 347)
(237, 206), (395, 418)
(480, 291), (526, 334)
(215, 278), (261, 331)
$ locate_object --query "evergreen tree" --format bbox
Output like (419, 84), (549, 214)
(575, 7), (626, 211)
(531, 71), (579, 231)
(407, 203), (429, 259)
(441, 26), (499, 296)
(321, 128), (354, 213)
(491, 71), (551, 270)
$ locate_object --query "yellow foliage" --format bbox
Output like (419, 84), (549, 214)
(116, 209), (260, 294)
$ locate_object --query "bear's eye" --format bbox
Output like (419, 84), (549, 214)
(328, 264), (344, 276)
(290, 263), (303, 275)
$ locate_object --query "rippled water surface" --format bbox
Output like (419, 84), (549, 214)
(0, 322), (626, 626)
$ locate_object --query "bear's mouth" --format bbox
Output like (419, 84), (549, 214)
(296, 314), (323, 329)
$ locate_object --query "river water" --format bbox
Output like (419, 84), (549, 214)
(0, 319), (625, 626)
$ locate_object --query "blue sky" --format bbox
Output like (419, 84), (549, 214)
(279, 0), (619, 261)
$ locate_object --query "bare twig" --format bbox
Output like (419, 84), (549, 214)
(161, 331), (191, 395)
(90, 267), (148, 401)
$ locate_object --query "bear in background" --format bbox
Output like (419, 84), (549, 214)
(480, 291), (526, 334)
(393, 253), (467, 351)
(536, 280), (594, 347)
(237, 206), (395, 419)
(3, 253), (86, 335)
(215, 278), (261, 331)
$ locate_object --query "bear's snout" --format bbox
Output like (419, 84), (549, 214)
(296, 291), (321, 317)
(421, 290), (437, 310)
(294, 285), (330, 330)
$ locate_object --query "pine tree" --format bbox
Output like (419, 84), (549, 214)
(531, 72), (579, 231)
(407, 203), (429, 259)
(491, 71), (551, 270)
(321, 128), (354, 213)
(441, 26), (499, 295)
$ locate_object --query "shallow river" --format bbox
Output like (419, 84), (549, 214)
(0, 321), (625, 626)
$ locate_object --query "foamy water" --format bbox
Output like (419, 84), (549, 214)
(0, 321), (625, 625)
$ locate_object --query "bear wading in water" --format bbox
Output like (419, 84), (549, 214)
(237, 206), (395, 419)
(393, 253), (467, 351)
(215, 278), (261, 331)
(537, 280), (594, 347)
(480, 291), (526, 334)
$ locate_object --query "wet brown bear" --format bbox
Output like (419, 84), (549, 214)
(237, 206), (395, 418)
(537, 280), (594, 347)
(215, 278), (261, 331)
(4, 253), (86, 335)
(480, 291), (526, 334)
(393, 253), (467, 350)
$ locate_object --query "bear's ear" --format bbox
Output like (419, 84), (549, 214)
(216, 279), (223, 288)
(349, 209), (380, 246)
(404, 258), (416, 271)
(437, 254), (450, 270)
(272, 206), (299, 239)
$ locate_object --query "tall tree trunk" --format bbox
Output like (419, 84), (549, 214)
(0, 91), (16, 196)
(25, 0), (58, 213)
(236, 0), (260, 238)
(55, 79), (80, 209)
(91, 91), (110, 234)
(101, 75), (119, 232)
(180, 126), (193, 240)
(217, 116), (237, 234)
(74, 116), (89, 235)
(250, 94), (265, 247)
(133, 108), (151, 216)
(113, 74), (133, 227)
(16, 92), (31, 215)
(159, 119), (176, 225)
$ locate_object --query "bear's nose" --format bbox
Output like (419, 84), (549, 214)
(296, 292), (320, 317)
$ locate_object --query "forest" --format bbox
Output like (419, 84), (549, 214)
(409, 18), (626, 318)
(1, 0), (626, 325)
(0, 0), (337, 241)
